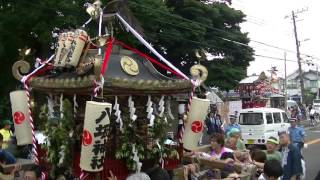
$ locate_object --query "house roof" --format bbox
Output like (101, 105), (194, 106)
(239, 75), (260, 84)
(287, 69), (320, 81)
(206, 91), (223, 104)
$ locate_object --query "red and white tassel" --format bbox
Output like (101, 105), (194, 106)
(93, 76), (104, 98)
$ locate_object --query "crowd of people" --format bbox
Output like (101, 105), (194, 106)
(0, 103), (312, 180)
(185, 125), (305, 179)
(185, 104), (308, 180)
(0, 119), (42, 180)
(83, 104), (309, 180)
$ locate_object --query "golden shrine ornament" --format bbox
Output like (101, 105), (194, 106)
(120, 56), (139, 76)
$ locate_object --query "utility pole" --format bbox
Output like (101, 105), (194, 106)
(317, 65), (319, 99)
(292, 10), (305, 104)
(284, 52), (287, 110)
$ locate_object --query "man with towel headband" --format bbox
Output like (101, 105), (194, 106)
(263, 136), (282, 162)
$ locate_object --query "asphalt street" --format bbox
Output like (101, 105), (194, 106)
(302, 123), (320, 180)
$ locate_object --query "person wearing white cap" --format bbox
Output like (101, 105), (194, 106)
(224, 115), (241, 136)
(288, 118), (305, 151)
(263, 136), (282, 162)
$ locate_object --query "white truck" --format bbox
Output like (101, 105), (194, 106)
(239, 108), (290, 148)
(313, 99), (320, 114)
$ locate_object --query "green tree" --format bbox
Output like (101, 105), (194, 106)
(304, 88), (316, 105)
(127, 0), (253, 90)
(0, 0), (89, 118)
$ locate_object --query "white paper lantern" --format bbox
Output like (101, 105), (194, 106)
(178, 104), (186, 114)
(60, 31), (74, 65)
(182, 97), (210, 150)
(9, 90), (33, 146)
(65, 29), (88, 68)
(80, 101), (111, 172)
(53, 32), (67, 67)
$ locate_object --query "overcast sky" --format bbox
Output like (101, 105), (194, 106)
(231, 0), (320, 77)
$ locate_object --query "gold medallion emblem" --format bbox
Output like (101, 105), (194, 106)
(120, 56), (139, 76)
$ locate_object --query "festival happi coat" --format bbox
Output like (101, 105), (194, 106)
(10, 1), (210, 179)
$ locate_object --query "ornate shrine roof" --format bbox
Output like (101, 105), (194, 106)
(12, 45), (193, 95)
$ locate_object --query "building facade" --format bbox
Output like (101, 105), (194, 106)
(286, 70), (320, 102)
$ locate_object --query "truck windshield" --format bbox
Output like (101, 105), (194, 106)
(239, 113), (263, 125)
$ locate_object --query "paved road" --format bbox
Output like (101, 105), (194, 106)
(302, 124), (320, 180)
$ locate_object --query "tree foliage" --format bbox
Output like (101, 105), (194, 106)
(127, 0), (253, 90)
(0, 0), (253, 117)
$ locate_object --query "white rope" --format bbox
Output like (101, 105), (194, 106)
(115, 13), (190, 81)
(98, 11), (103, 55)
(21, 54), (54, 84)
(82, 17), (92, 28)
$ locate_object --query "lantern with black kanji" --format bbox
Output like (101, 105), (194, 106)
(65, 29), (88, 68)
(80, 101), (111, 172)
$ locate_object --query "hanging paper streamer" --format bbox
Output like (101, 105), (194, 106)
(156, 140), (165, 168)
(60, 93), (64, 118)
(9, 90), (33, 146)
(182, 97), (210, 150)
(58, 145), (66, 166)
(47, 94), (54, 118)
(128, 96), (137, 121)
(166, 97), (174, 120)
(146, 95), (155, 127)
(158, 95), (165, 117)
(132, 144), (142, 173)
(113, 96), (123, 131)
(80, 101), (111, 172)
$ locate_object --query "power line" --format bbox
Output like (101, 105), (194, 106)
(129, 1), (320, 60)
(254, 54), (297, 62)
(7, 0), (320, 61)
(150, 31), (303, 63)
